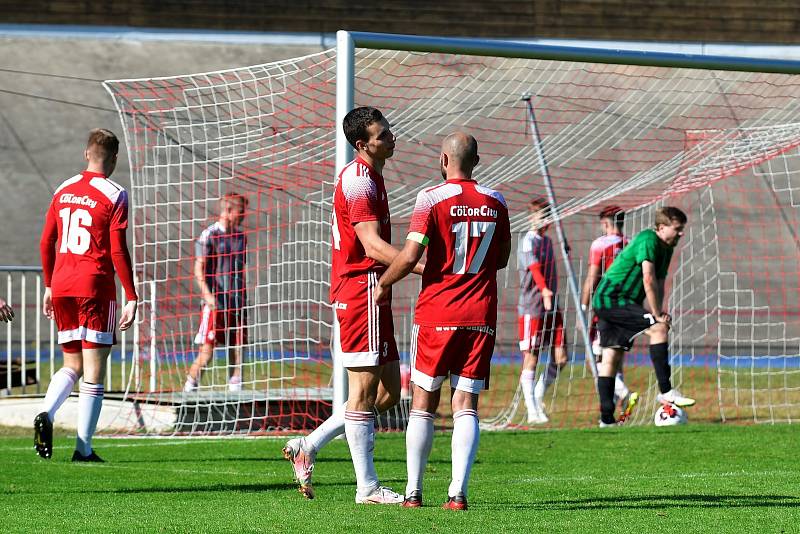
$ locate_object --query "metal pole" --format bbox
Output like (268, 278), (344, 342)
(36, 276), (41, 393)
(149, 280), (157, 392)
(20, 275), (26, 393)
(348, 31), (800, 75)
(6, 274), (11, 391)
(333, 30), (355, 415)
(523, 94), (597, 378)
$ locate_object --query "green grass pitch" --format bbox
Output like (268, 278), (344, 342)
(1, 424), (798, 533)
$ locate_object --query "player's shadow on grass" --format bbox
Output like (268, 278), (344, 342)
(83, 480), (355, 494)
(113, 455), (404, 465)
(113, 456), (300, 464)
(500, 494), (800, 510)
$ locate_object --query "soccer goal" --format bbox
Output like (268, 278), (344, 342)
(102, 32), (800, 435)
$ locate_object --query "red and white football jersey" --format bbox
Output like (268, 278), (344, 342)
(330, 157), (392, 302)
(588, 233), (628, 275)
(42, 171), (130, 300)
(408, 178), (511, 327)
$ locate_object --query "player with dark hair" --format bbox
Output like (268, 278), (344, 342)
(283, 107), (422, 503)
(580, 206), (638, 422)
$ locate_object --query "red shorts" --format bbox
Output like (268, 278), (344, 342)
(332, 272), (399, 368)
(52, 296), (116, 349)
(411, 324), (496, 393)
(194, 304), (247, 347)
(518, 312), (566, 352)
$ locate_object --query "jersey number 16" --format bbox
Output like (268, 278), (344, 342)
(58, 207), (93, 255)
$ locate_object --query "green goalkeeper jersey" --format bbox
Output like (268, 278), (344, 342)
(592, 228), (673, 309)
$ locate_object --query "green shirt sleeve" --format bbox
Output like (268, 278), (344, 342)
(634, 230), (659, 265)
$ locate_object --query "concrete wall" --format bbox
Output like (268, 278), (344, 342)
(2, 0), (800, 43)
(0, 37), (323, 266)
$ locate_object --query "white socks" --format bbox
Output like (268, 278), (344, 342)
(449, 409), (479, 498)
(405, 410), (434, 496)
(41, 367), (78, 423)
(534, 361), (559, 404)
(305, 402), (346, 453)
(345, 410), (379, 495)
(614, 372), (629, 404)
(76, 382), (104, 456)
(520, 369), (537, 416)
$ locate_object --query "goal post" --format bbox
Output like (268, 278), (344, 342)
(523, 95), (597, 379)
(102, 32), (800, 435)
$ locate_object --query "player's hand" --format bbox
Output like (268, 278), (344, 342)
(373, 284), (389, 305)
(118, 300), (138, 331)
(42, 288), (54, 320)
(656, 312), (672, 326)
(0, 297), (13, 323)
(542, 287), (554, 311)
(203, 293), (216, 310)
(581, 305), (592, 326)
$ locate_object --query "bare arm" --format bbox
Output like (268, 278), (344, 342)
(580, 264), (601, 309)
(373, 239), (426, 304)
(354, 220), (424, 275)
(642, 260), (669, 323)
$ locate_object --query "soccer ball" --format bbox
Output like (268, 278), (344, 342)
(654, 402), (687, 426)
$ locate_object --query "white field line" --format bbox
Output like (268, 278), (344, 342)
(19, 464), (799, 484)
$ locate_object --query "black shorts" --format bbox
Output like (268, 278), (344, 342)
(594, 303), (657, 351)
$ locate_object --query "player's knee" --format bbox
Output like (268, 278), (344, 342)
(62, 347), (84, 376)
(409, 385), (440, 412)
(555, 347), (568, 367)
(64, 362), (83, 377)
(522, 351), (539, 369)
(451, 389), (479, 412)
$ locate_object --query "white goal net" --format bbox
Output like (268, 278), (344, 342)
(102, 35), (800, 434)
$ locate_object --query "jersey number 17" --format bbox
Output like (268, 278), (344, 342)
(451, 221), (495, 274)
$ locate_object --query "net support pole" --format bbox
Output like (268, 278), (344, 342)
(333, 30), (355, 414)
(6, 274), (11, 391)
(149, 280), (157, 392)
(523, 95), (598, 378)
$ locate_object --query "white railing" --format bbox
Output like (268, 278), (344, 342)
(0, 266), (131, 395)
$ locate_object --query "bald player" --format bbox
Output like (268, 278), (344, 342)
(374, 132), (511, 510)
